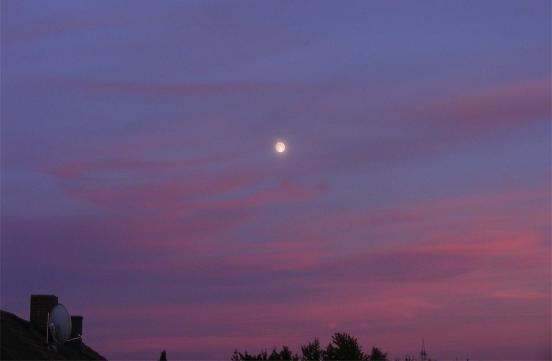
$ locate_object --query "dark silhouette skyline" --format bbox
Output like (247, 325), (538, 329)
(1, 1), (550, 360)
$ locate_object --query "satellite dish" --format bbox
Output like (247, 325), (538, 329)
(48, 304), (72, 344)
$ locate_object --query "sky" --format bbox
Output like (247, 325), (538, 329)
(1, 1), (550, 360)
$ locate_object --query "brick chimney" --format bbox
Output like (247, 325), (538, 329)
(30, 295), (58, 330)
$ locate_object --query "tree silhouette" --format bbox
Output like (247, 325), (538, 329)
(283, 346), (298, 360)
(232, 346), (298, 361)
(323, 333), (366, 361)
(231, 334), (394, 361)
(367, 347), (387, 361)
(301, 338), (322, 361)
(269, 349), (280, 360)
(159, 350), (167, 361)
(232, 350), (258, 361)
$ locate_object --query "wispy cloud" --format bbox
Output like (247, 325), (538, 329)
(416, 79), (550, 129)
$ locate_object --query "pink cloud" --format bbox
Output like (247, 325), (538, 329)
(60, 167), (260, 211)
(85, 296), (443, 359)
(49, 155), (233, 180)
(16, 155), (550, 361)
(417, 79), (550, 129)
(490, 290), (545, 301)
(43, 156), (329, 260)
(197, 181), (328, 209)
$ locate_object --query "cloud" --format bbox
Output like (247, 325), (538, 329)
(3, 179), (549, 360)
(48, 156), (233, 180)
(58, 166), (259, 211)
(45, 77), (289, 96)
(416, 79), (550, 129)
(290, 79), (551, 176)
(40, 155), (329, 261)
(197, 181), (328, 209)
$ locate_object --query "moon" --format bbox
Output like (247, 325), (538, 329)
(275, 141), (286, 153)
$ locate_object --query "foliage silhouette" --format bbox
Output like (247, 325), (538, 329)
(229, 332), (443, 361)
(322, 333), (365, 361)
(232, 346), (299, 361)
(159, 350), (167, 361)
(231, 332), (395, 361)
(301, 338), (322, 361)
(367, 347), (387, 361)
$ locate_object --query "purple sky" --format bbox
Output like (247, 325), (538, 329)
(1, 1), (550, 360)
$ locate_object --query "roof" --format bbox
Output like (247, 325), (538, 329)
(1, 310), (106, 360)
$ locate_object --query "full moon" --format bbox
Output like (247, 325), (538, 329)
(275, 141), (286, 153)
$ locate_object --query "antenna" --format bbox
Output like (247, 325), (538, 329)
(420, 338), (427, 361)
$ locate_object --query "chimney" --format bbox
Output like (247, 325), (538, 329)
(70, 315), (83, 338)
(30, 295), (58, 330)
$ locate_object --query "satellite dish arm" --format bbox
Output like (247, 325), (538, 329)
(46, 313), (49, 344)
